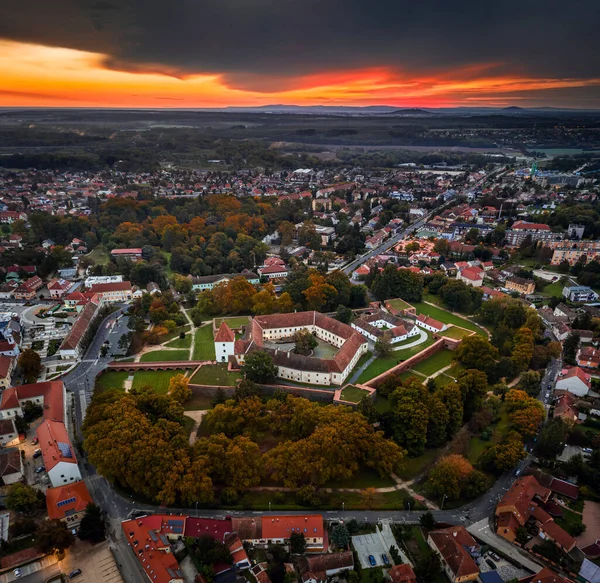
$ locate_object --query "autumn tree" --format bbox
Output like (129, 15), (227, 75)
(242, 351), (278, 383)
(426, 454), (474, 500)
(519, 370), (541, 397)
(35, 519), (75, 557)
(6, 483), (41, 512)
(455, 336), (498, 372)
(360, 487), (376, 509)
(169, 374), (192, 404)
(302, 271), (337, 311)
(481, 431), (526, 473)
(293, 329), (318, 355)
(18, 348), (42, 383)
(277, 292), (294, 313)
(511, 327), (535, 372)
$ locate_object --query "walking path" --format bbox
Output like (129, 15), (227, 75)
(183, 410), (207, 445)
(391, 326), (428, 351)
(347, 354), (377, 385)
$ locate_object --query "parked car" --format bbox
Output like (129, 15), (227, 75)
(489, 552), (501, 562)
(35, 466), (45, 474)
(68, 569), (82, 579)
(486, 559), (497, 570)
(31, 438), (38, 445)
(381, 554), (390, 565)
(32, 449), (42, 459)
(368, 555), (376, 567)
(14, 569), (21, 578)
(583, 447), (593, 453)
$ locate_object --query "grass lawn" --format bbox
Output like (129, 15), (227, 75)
(193, 325), (216, 360)
(356, 356), (401, 384)
(400, 370), (426, 382)
(355, 350), (373, 370)
(411, 349), (455, 377)
(140, 349), (190, 362)
(446, 362), (466, 380)
(161, 324), (191, 344)
(466, 436), (492, 465)
(324, 467), (396, 489)
(387, 297), (412, 311)
(442, 326), (473, 339)
(555, 507), (583, 534)
(435, 374), (455, 388)
(162, 251), (174, 276)
(184, 393), (215, 411)
(214, 316), (250, 329)
(340, 385), (370, 403)
(541, 281), (565, 298)
(396, 448), (441, 481)
(412, 301), (487, 336)
(86, 245), (110, 266)
(165, 333), (192, 349)
(191, 363), (240, 386)
(95, 370), (128, 393)
(132, 369), (190, 393)
(396, 333), (436, 360)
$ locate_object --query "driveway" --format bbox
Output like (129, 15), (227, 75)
(577, 501), (600, 548)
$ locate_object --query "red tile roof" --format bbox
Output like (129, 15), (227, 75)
(389, 564), (417, 583)
(46, 481), (93, 520)
(428, 526), (479, 579)
(89, 281), (132, 293)
(184, 518), (232, 541)
(416, 314), (445, 331)
(37, 420), (78, 471)
(541, 520), (576, 551)
(560, 366), (591, 388)
(549, 478), (579, 500)
(460, 267), (484, 281)
(214, 323), (235, 343)
(0, 356), (14, 379)
(261, 515), (323, 540)
(512, 221), (551, 231)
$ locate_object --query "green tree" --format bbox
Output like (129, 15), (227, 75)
(77, 503), (106, 543)
(563, 331), (580, 366)
(519, 370), (541, 397)
(331, 524), (350, 549)
(374, 337), (393, 358)
(537, 418), (570, 458)
(335, 305), (353, 324)
(6, 483), (40, 512)
(293, 329), (318, 355)
(35, 519), (75, 557)
(455, 336), (498, 372)
(457, 369), (489, 419)
(419, 511), (435, 529)
(289, 532), (306, 554)
(242, 350), (278, 383)
(18, 348), (43, 383)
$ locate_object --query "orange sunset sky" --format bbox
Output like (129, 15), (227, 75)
(2, 39), (600, 109)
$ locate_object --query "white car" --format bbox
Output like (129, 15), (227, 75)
(14, 568), (22, 578)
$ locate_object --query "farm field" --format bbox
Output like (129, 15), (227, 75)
(140, 349), (190, 362)
(132, 369), (191, 393)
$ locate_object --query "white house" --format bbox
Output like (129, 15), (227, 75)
(556, 367), (591, 397)
(416, 314), (447, 333)
(214, 322), (236, 363)
(37, 420), (82, 487)
(457, 266), (484, 287)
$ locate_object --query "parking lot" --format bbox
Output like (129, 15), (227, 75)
(478, 551), (529, 581)
(352, 524), (401, 570)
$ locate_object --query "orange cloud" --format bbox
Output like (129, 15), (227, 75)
(1, 40), (599, 108)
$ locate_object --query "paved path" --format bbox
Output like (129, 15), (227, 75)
(391, 326), (428, 351)
(347, 354), (376, 385)
(183, 410), (207, 445)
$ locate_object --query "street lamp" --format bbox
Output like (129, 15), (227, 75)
(196, 501), (199, 518)
(342, 502), (345, 512)
(407, 502), (411, 514)
(269, 501), (271, 512)
(441, 494), (448, 510)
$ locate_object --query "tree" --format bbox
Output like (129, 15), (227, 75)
(519, 370), (541, 397)
(457, 369), (489, 419)
(293, 329), (318, 355)
(455, 336), (498, 372)
(419, 511), (435, 529)
(77, 503), (106, 543)
(511, 327), (535, 372)
(360, 487), (376, 509)
(331, 524), (350, 549)
(18, 348), (42, 383)
(169, 374), (192, 403)
(335, 305), (353, 324)
(515, 527), (529, 545)
(374, 337), (393, 358)
(537, 418), (570, 458)
(242, 351), (278, 383)
(35, 519), (75, 557)
(563, 331), (580, 366)
(6, 483), (40, 512)
(425, 454), (474, 501)
(289, 532), (306, 554)
(481, 431), (526, 473)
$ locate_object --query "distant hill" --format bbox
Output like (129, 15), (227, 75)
(388, 108), (438, 116)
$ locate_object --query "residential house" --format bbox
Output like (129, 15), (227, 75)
(59, 295), (101, 358)
(427, 526), (479, 583)
(578, 346), (600, 369)
(457, 267), (484, 287)
(0, 341), (19, 358)
(352, 310), (419, 344)
(0, 448), (23, 485)
(242, 516), (324, 552)
(563, 285), (599, 303)
(0, 419), (18, 447)
(37, 420), (82, 487)
(296, 551), (354, 583)
(0, 282), (16, 300)
(505, 277), (535, 296)
(416, 314), (447, 333)
(257, 263), (289, 280)
(388, 565), (417, 583)
(505, 221), (553, 246)
(553, 393), (578, 423)
(0, 211), (27, 224)
(46, 481), (93, 530)
(556, 367), (591, 397)
(0, 356), (15, 389)
(554, 303), (579, 322)
(88, 281), (133, 303)
(188, 271), (259, 292)
(47, 278), (74, 299)
(519, 567), (571, 583)
(14, 276), (43, 300)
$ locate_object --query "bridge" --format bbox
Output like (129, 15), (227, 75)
(106, 360), (214, 371)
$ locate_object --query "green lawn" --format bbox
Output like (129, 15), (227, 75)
(387, 297), (412, 311)
(190, 364), (240, 386)
(86, 245), (110, 266)
(340, 385), (370, 403)
(164, 333), (192, 349)
(396, 448), (441, 480)
(399, 370), (426, 382)
(324, 467), (396, 489)
(441, 326), (473, 339)
(214, 316), (250, 329)
(411, 350), (455, 377)
(541, 281), (565, 298)
(555, 507), (583, 535)
(140, 349), (190, 362)
(435, 374), (455, 388)
(466, 436), (492, 465)
(446, 362), (466, 379)
(161, 324), (191, 344)
(356, 356), (401, 384)
(412, 302), (487, 336)
(193, 325), (216, 360)
(396, 333), (436, 360)
(132, 369), (191, 393)
(355, 350), (373, 370)
(95, 370), (128, 393)
(184, 393), (215, 411)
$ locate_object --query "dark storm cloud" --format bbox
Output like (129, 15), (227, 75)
(1, 0), (599, 90)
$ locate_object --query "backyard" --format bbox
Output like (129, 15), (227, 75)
(132, 369), (191, 393)
(190, 363), (240, 386)
(193, 325), (216, 360)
